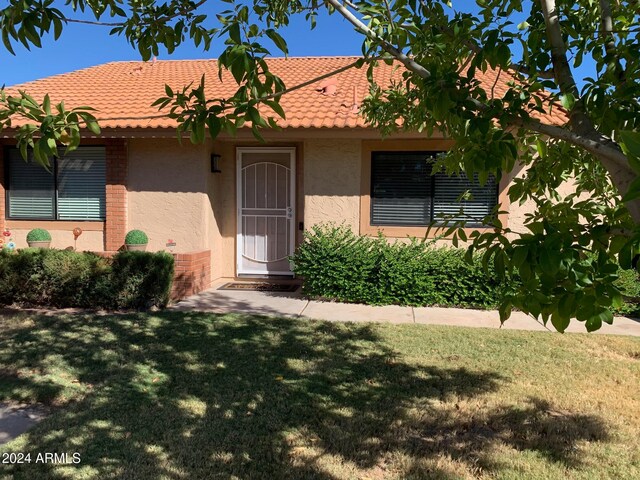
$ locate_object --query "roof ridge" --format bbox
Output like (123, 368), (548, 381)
(103, 55), (364, 63)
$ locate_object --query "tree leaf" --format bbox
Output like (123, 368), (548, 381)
(266, 29), (288, 55)
(551, 311), (570, 333)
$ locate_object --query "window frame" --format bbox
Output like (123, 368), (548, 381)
(360, 139), (509, 238)
(4, 145), (107, 222)
(370, 150), (500, 228)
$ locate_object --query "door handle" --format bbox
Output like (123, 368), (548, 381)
(286, 207), (293, 219)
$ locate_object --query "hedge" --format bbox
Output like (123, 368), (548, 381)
(291, 224), (640, 315)
(0, 249), (174, 310)
(291, 224), (515, 309)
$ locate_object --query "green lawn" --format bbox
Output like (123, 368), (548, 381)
(0, 311), (639, 480)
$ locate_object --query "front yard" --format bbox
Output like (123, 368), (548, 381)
(0, 311), (639, 479)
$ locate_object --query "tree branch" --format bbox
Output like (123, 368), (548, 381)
(325, 0), (630, 175)
(539, 0), (595, 137)
(62, 0), (209, 28)
(539, 0), (580, 95)
(511, 116), (629, 170)
(324, 0), (431, 80)
(599, 0), (626, 82)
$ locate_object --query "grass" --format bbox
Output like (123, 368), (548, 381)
(0, 311), (639, 479)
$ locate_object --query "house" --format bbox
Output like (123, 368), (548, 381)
(0, 56), (568, 299)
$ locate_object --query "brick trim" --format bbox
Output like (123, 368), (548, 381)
(89, 249), (211, 302)
(171, 250), (212, 300)
(105, 139), (127, 251)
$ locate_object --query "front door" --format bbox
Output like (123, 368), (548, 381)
(236, 147), (296, 276)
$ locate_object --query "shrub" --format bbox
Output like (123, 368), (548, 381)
(614, 268), (640, 316)
(26, 228), (51, 242)
(292, 224), (640, 316)
(109, 251), (174, 309)
(291, 224), (513, 309)
(0, 249), (174, 310)
(125, 229), (149, 245)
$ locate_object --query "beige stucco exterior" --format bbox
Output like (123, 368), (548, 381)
(133, 136), (554, 281)
(2, 132), (571, 283)
(206, 139), (236, 281)
(303, 139), (362, 232)
(127, 138), (210, 253)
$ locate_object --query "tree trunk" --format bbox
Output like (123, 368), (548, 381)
(597, 154), (640, 224)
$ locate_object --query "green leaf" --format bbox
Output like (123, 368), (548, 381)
(498, 300), (512, 323)
(618, 242), (633, 269)
(266, 29), (288, 55)
(53, 17), (63, 40)
(560, 93), (575, 110)
(550, 311), (570, 333)
(611, 291), (623, 309)
(228, 23), (241, 44)
(206, 117), (222, 139)
(619, 130), (640, 158)
(2, 28), (16, 55)
(585, 312), (603, 332)
(621, 176), (640, 202)
(85, 119), (101, 135)
(43, 94), (51, 115)
(558, 294), (575, 321)
(619, 130), (640, 172)
(264, 100), (286, 119)
(511, 246), (528, 269)
(539, 247), (560, 275)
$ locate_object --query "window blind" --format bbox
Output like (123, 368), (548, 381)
(371, 153), (433, 226)
(7, 150), (55, 219)
(370, 152), (498, 227)
(433, 172), (498, 226)
(6, 146), (106, 221)
(57, 147), (106, 220)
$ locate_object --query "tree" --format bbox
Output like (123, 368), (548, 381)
(1, 0), (639, 332)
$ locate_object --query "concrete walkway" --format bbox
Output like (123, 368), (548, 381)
(0, 403), (48, 446)
(172, 281), (640, 336)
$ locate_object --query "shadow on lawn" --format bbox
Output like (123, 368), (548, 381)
(0, 311), (609, 479)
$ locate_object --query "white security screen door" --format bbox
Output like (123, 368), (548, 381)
(237, 147), (296, 276)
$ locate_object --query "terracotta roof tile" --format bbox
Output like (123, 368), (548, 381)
(5, 56), (567, 130)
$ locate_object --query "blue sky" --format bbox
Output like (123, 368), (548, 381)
(1, 7), (363, 87)
(1, 2), (595, 88)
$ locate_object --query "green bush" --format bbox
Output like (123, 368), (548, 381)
(614, 268), (640, 316)
(0, 249), (174, 310)
(110, 251), (174, 309)
(125, 229), (149, 245)
(292, 224), (640, 316)
(26, 228), (51, 242)
(291, 224), (513, 308)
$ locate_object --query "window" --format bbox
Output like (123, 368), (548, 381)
(371, 151), (498, 227)
(6, 146), (106, 221)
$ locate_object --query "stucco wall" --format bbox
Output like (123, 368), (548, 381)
(127, 138), (209, 253)
(303, 139), (361, 232)
(206, 140), (236, 280)
(504, 166), (578, 239)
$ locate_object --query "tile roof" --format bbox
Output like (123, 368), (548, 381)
(5, 56), (567, 130)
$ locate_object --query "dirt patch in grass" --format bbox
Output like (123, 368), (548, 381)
(0, 312), (638, 479)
